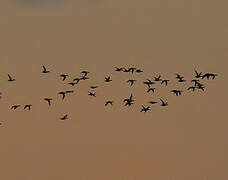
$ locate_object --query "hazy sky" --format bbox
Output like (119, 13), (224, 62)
(0, 0), (227, 179)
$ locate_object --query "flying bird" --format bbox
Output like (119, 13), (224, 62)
(154, 75), (162, 81)
(80, 76), (90, 80)
(147, 87), (155, 93)
(135, 69), (143, 73)
(90, 86), (98, 89)
(175, 74), (186, 82)
(191, 79), (200, 86)
(8, 74), (15, 82)
(160, 99), (168, 106)
(11, 105), (20, 110)
(171, 90), (183, 96)
(194, 70), (202, 78)
(127, 79), (136, 86)
(148, 101), (157, 104)
(187, 86), (196, 91)
(68, 82), (77, 87)
(24, 104), (32, 111)
(60, 114), (68, 120)
(143, 79), (155, 88)
(123, 93), (135, 106)
(81, 71), (89, 77)
(141, 105), (150, 112)
(60, 74), (68, 81)
(115, 67), (124, 72)
(73, 78), (81, 84)
(65, 90), (74, 94)
(88, 91), (96, 97)
(42, 65), (50, 73)
(105, 76), (112, 82)
(58, 91), (66, 100)
(161, 79), (169, 86)
(44, 98), (52, 106)
(105, 101), (113, 106)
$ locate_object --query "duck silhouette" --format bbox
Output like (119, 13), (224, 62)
(127, 79), (136, 86)
(123, 93), (135, 106)
(105, 76), (112, 82)
(88, 91), (96, 97)
(11, 105), (20, 110)
(161, 79), (169, 86)
(60, 74), (68, 81)
(171, 90), (183, 96)
(24, 104), (32, 111)
(42, 65), (50, 73)
(141, 105), (150, 112)
(105, 101), (113, 106)
(44, 98), (52, 106)
(160, 99), (168, 106)
(8, 74), (15, 82)
(60, 114), (68, 120)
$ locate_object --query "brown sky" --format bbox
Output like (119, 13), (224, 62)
(0, 0), (227, 179)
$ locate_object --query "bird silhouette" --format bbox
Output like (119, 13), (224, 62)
(73, 78), (81, 84)
(202, 73), (217, 80)
(135, 69), (143, 73)
(58, 91), (66, 100)
(105, 101), (113, 106)
(196, 82), (205, 91)
(161, 79), (169, 86)
(42, 65), (50, 73)
(105, 76), (112, 82)
(143, 79), (155, 88)
(44, 98), (52, 106)
(147, 87), (155, 93)
(68, 82), (77, 87)
(24, 104), (32, 111)
(127, 79), (136, 86)
(90, 86), (98, 89)
(88, 91), (96, 97)
(81, 71), (89, 77)
(80, 76), (90, 80)
(187, 86), (196, 91)
(115, 67), (124, 72)
(11, 105), (20, 110)
(60, 74), (68, 81)
(160, 99), (168, 106)
(123, 68), (131, 72)
(209, 73), (218, 80)
(148, 101), (157, 104)
(128, 67), (136, 74)
(60, 114), (68, 120)
(194, 70), (202, 78)
(171, 90), (183, 96)
(8, 74), (15, 82)
(191, 79), (200, 86)
(154, 75), (162, 81)
(123, 93), (135, 106)
(65, 90), (74, 94)
(176, 74), (186, 82)
(141, 105), (150, 112)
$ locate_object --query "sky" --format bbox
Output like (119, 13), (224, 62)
(0, 0), (227, 179)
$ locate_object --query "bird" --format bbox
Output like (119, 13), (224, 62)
(176, 74), (186, 82)
(147, 87), (155, 93)
(171, 90), (183, 96)
(24, 104), (32, 111)
(191, 79), (200, 86)
(44, 98), (52, 106)
(60, 114), (68, 120)
(73, 78), (81, 84)
(65, 90), (74, 94)
(141, 105), (150, 112)
(123, 93), (135, 106)
(42, 65), (50, 73)
(196, 82), (205, 91)
(160, 99), (168, 106)
(90, 86), (98, 89)
(154, 75), (162, 81)
(80, 76), (90, 80)
(135, 69), (143, 73)
(128, 67), (136, 74)
(148, 101), (157, 104)
(60, 74), (68, 81)
(58, 91), (66, 100)
(105, 76), (112, 82)
(123, 68), (131, 72)
(114, 67), (124, 72)
(127, 79), (136, 86)
(202, 73), (217, 80)
(11, 105), (20, 110)
(105, 101), (113, 106)
(68, 82), (77, 87)
(81, 71), (89, 77)
(194, 70), (202, 78)
(8, 74), (15, 82)
(88, 91), (96, 97)
(187, 86), (196, 91)
(161, 79), (169, 86)
(143, 79), (155, 88)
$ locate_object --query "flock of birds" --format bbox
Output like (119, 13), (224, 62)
(0, 65), (218, 121)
